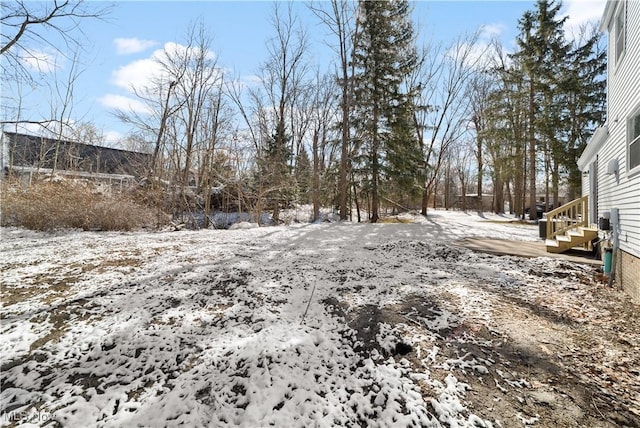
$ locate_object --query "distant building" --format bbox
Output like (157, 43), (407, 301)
(1, 131), (151, 187)
(453, 194), (494, 212)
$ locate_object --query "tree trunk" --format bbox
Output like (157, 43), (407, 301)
(312, 130), (320, 222)
(203, 172), (211, 229)
(352, 177), (361, 223)
(513, 173), (522, 218)
(421, 188), (428, 216)
(528, 79), (537, 221)
(544, 149), (550, 212)
(432, 181), (438, 209)
(495, 176), (504, 214)
(477, 134), (482, 206)
(370, 107), (380, 223)
(552, 161), (559, 210)
(339, 84), (349, 221)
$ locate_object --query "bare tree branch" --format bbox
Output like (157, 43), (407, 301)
(1, 0), (111, 84)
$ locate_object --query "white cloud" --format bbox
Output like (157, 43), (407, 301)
(241, 74), (263, 87)
(12, 121), (53, 137)
(98, 93), (152, 114)
(103, 130), (124, 145)
(562, 0), (607, 38)
(479, 23), (505, 39)
(19, 48), (60, 73)
(114, 38), (158, 55)
(110, 42), (219, 94)
(111, 56), (164, 92)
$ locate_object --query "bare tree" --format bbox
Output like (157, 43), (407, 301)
(167, 26), (221, 194)
(412, 32), (484, 215)
(1, 1), (110, 86)
(198, 79), (233, 228)
(113, 21), (225, 224)
(453, 140), (474, 211)
(253, 2), (309, 223)
(307, 70), (338, 221)
(47, 49), (85, 176)
(1, 0), (111, 164)
(121, 133), (153, 154)
(469, 70), (495, 209)
(225, 79), (271, 223)
(308, 0), (355, 220)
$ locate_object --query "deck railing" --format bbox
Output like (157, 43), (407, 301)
(545, 195), (589, 240)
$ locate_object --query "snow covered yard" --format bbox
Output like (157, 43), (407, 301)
(1, 211), (639, 427)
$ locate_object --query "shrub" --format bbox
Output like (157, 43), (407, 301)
(1, 177), (160, 231)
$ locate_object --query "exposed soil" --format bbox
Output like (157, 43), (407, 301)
(325, 262), (640, 428)
(2, 219), (639, 427)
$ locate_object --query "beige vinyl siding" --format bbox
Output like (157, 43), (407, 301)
(600, 0), (640, 259)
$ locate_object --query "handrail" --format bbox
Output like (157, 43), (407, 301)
(545, 195), (589, 240)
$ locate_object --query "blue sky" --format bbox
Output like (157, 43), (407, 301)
(4, 0), (606, 146)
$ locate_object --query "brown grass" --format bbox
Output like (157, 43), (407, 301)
(1, 178), (159, 231)
(1, 257), (142, 309)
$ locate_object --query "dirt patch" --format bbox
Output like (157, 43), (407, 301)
(3, 225), (638, 427)
(1, 257), (141, 308)
(324, 280), (640, 428)
(2, 275), (81, 307)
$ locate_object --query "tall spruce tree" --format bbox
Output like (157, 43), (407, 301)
(387, 97), (423, 205)
(477, 5), (604, 215)
(493, 58), (529, 217)
(561, 27), (606, 198)
(512, 0), (569, 220)
(351, 0), (419, 222)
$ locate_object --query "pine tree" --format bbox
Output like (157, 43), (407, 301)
(294, 148), (313, 205)
(512, 0), (570, 220)
(386, 98), (423, 205)
(491, 61), (529, 217)
(351, 0), (419, 222)
(561, 27), (606, 198)
(258, 123), (292, 222)
(477, 3), (604, 215)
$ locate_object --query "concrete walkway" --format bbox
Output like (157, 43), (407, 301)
(453, 237), (603, 266)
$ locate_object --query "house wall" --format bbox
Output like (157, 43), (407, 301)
(599, 0), (640, 302)
(581, 173), (590, 198)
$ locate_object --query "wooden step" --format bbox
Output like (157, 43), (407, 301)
(546, 238), (572, 253)
(545, 239), (561, 253)
(545, 226), (598, 254)
(568, 226), (598, 237)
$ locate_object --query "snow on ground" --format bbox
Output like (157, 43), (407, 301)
(1, 210), (638, 427)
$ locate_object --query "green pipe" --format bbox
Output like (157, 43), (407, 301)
(603, 247), (613, 274)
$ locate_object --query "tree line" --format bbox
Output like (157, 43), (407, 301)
(2, 0), (605, 224)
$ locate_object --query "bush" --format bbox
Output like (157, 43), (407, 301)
(1, 177), (160, 231)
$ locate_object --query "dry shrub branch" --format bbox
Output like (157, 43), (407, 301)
(1, 178), (158, 231)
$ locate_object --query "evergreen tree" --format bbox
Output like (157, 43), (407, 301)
(484, 0), (607, 217)
(561, 27), (606, 198)
(492, 61), (529, 217)
(386, 98), (423, 204)
(258, 123), (292, 222)
(351, 0), (419, 222)
(511, 0), (570, 220)
(294, 147), (313, 204)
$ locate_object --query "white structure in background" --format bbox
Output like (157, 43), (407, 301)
(578, 0), (640, 302)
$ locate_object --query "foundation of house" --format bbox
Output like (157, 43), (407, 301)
(617, 249), (640, 304)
